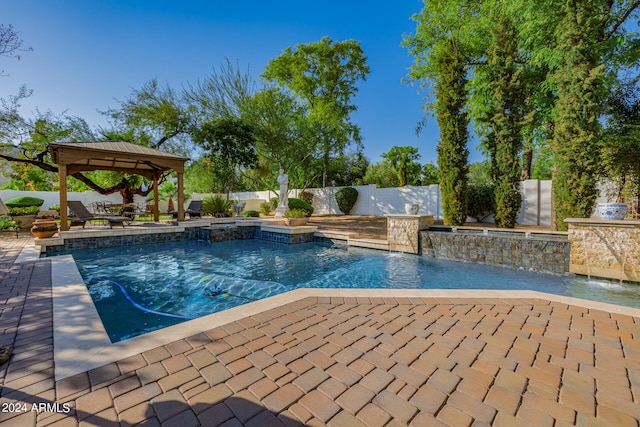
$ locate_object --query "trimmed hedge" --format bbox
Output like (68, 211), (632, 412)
(5, 196), (44, 208)
(288, 198), (313, 217)
(243, 210), (259, 218)
(335, 187), (358, 215)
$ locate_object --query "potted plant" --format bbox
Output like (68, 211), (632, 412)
(283, 208), (309, 226)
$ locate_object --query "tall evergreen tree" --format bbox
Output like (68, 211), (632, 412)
(435, 39), (469, 225)
(551, 0), (605, 230)
(483, 18), (526, 228)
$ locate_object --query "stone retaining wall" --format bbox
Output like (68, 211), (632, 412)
(566, 218), (640, 282)
(420, 230), (570, 274)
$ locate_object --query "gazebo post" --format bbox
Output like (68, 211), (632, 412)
(152, 173), (159, 222)
(177, 172), (185, 221)
(59, 164), (69, 231)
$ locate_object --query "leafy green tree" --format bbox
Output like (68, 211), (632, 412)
(382, 146), (421, 187)
(184, 157), (218, 194)
(600, 78), (640, 211)
(362, 162), (399, 188)
(191, 116), (257, 196)
(107, 78), (194, 154)
(241, 87), (317, 190)
(422, 163), (439, 185)
(325, 151), (369, 187)
(263, 36), (370, 187)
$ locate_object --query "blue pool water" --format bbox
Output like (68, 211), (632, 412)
(57, 239), (640, 342)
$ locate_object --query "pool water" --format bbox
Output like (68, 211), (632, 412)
(59, 239), (640, 342)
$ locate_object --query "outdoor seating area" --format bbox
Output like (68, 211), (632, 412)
(67, 200), (130, 229)
(171, 200), (204, 219)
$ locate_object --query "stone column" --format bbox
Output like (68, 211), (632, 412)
(566, 218), (640, 282)
(386, 214), (434, 254)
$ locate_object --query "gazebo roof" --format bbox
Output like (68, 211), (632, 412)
(49, 141), (189, 178)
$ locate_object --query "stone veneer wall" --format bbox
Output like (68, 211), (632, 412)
(566, 219), (640, 282)
(420, 230), (570, 274)
(387, 215), (434, 254)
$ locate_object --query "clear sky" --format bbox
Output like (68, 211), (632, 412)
(1, 0), (485, 165)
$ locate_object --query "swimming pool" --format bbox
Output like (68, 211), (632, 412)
(60, 239), (640, 342)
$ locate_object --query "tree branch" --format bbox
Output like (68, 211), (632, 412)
(0, 153), (58, 173)
(602, 0), (640, 41)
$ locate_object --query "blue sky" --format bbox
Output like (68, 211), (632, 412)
(2, 0), (486, 165)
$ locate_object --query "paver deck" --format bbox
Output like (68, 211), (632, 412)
(1, 231), (639, 426)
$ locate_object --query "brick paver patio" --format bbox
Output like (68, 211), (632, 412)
(1, 234), (639, 426)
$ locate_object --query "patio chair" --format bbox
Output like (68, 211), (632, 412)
(171, 200), (204, 219)
(67, 201), (129, 229)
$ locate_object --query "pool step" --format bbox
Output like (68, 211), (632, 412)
(315, 230), (389, 250)
(348, 238), (389, 250)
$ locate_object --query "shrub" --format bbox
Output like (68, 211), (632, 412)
(0, 217), (18, 231)
(259, 202), (272, 216)
(467, 183), (495, 222)
(335, 187), (358, 215)
(202, 195), (232, 217)
(9, 206), (41, 216)
(269, 197), (279, 210)
(288, 198), (313, 217)
(5, 196), (44, 208)
(284, 208), (307, 218)
(49, 204), (60, 213)
(299, 191), (314, 205)
(243, 210), (259, 218)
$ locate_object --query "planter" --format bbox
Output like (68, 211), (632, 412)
(596, 203), (628, 220)
(284, 217), (308, 226)
(30, 219), (58, 238)
(404, 203), (419, 215)
(13, 215), (37, 230)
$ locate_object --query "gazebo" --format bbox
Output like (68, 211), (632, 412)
(49, 141), (189, 230)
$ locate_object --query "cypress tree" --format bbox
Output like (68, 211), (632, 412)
(551, 0), (604, 230)
(485, 18), (526, 228)
(435, 39), (469, 226)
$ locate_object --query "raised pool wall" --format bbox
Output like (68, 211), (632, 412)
(418, 227), (571, 275)
(565, 218), (640, 282)
(39, 220), (321, 253)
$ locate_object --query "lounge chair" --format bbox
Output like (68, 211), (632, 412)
(67, 201), (129, 228)
(171, 200), (204, 219)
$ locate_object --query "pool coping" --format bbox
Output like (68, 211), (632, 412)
(47, 252), (640, 381)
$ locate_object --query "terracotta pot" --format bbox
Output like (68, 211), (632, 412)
(31, 219), (58, 238)
(284, 217), (308, 226)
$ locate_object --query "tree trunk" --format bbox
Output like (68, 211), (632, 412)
(323, 147), (330, 188)
(521, 144), (533, 180)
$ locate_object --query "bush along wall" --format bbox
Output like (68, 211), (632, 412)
(335, 187), (358, 215)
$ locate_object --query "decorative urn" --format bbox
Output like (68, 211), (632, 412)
(404, 203), (419, 215)
(30, 219), (58, 238)
(596, 203), (628, 220)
